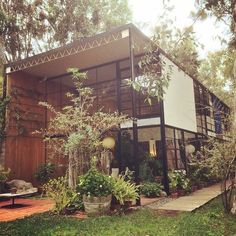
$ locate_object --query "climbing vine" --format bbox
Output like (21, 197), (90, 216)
(10, 88), (27, 135)
(0, 96), (10, 142)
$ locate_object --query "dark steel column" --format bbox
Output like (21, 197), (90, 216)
(129, 27), (140, 205)
(2, 65), (7, 99)
(44, 79), (48, 164)
(160, 100), (169, 194)
(181, 130), (187, 171)
(116, 62), (123, 171)
(1, 65), (8, 167)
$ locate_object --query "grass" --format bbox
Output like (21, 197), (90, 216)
(0, 197), (236, 236)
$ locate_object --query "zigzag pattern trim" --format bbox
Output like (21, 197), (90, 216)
(9, 31), (123, 73)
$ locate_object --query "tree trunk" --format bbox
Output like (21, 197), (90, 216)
(68, 151), (77, 189)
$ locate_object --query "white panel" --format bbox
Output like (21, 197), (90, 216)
(207, 131), (216, 137)
(121, 29), (129, 38)
(120, 117), (160, 129)
(137, 117), (160, 127)
(120, 120), (133, 129)
(163, 56), (197, 132)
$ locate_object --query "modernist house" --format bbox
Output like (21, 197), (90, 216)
(2, 24), (230, 192)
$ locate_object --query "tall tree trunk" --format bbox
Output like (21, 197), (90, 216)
(68, 150), (77, 189)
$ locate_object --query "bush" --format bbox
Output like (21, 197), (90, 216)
(0, 165), (10, 181)
(77, 167), (113, 197)
(168, 170), (190, 192)
(112, 175), (139, 205)
(34, 163), (55, 185)
(188, 161), (219, 186)
(140, 182), (163, 197)
(43, 176), (78, 214)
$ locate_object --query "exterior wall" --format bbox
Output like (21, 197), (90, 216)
(162, 56), (197, 133)
(5, 71), (46, 183)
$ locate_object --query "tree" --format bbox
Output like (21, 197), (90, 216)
(153, 24), (200, 78)
(0, 0), (132, 62)
(195, 0), (236, 46)
(130, 4), (200, 101)
(195, 0), (236, 214)
(152, 4), (200, 78)
(198, 49), (235, 106)
(39, 69), (128, 188)
(0, 0), (47, 62)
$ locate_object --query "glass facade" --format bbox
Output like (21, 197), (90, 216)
(194, 81), (230, 136)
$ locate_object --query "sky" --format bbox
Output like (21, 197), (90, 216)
(129, 0), (228, 58)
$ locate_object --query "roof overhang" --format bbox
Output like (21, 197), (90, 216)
(5, 24), (150, 79)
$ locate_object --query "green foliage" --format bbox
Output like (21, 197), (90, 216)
(140, 182), (163, 198)
(0, 164), (10, 181)
(34, 163), (55, 185)
(121, 167), (135, 182)
(191, 137), (236, 213)
(1, 197), (236, 236)
(39, 69), (128, 187)
(0, 96), (10, 142)
(130, 42), (172, 102)
(195, 0), (236, 47)
(152, 3), (200, 78)
(168, 170), (190, 192)
(0, 0), (131, 62)
(139, 154), (163, 182)
(111, 175), (139, 205)
(187, 159), (219, 186)
(139, 161), (154, 182)
(43, 176), (78, 214)
(198, 49), (235, 106)
(77, 167), (113, 197)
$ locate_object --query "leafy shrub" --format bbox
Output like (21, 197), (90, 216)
(112, 175), (139, 205)
(188, 161), (219, 186)
(34, 163), (55, 184)
(43, 176), (78, 214)
(168, 170), (190, 192)
(0, 165), (10, 181)
(121, 167), (135, 182)
(139, 154), (163, 182)
(140, 182), (163, 197)
(77, 167), (113, 197)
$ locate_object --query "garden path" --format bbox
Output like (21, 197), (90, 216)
(146, 182), (222, 212)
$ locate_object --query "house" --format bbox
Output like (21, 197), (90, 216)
(2, 24), (230, 192)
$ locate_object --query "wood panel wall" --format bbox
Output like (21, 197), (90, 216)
(5, 71), (46, 184)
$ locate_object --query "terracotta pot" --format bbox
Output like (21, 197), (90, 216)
(65, 205), (77, 215)
(177, 189), (185, 196)
(191, 186), (198, 192)
(83, 195), (111, 216)
(155, 176), (163, 183)
(197, 183), (204, 189)
(171, 192), (178, 199)
(124, 200), (132, 208)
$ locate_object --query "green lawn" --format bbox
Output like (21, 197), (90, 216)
(0, 197), (236, 236)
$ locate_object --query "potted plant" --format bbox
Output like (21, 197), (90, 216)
(77, 167), (113, 216)
(140, 182), (163, 198)
(169, 180), (178, 198)
(111, 175), (139, 210)
(34, 163), (55, 193)
(0, 165), (10, 193)
(169, 170), (190, 197)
